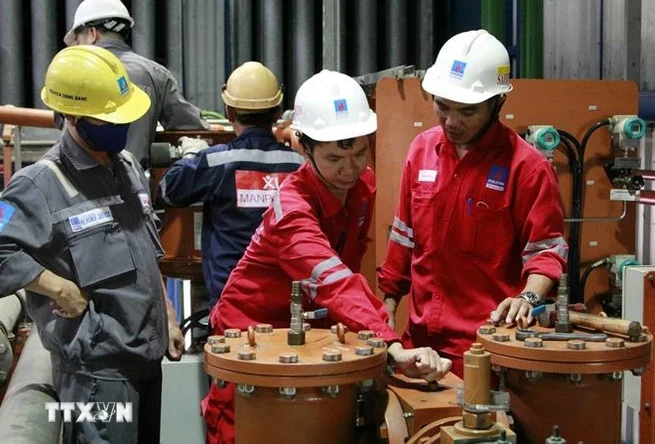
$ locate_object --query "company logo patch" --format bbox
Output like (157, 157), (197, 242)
(486, 165), (509, 191)
(333, 99), (348, 117)
(449, 60), (467, 79)
(117, 76), (129, 96)
(497, 65), (510, 85)
(0, 201), (16, 234)
(68, 207), (113, 233)
(236, 171), (291, 208)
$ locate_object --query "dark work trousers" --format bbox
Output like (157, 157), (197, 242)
(54, 367), (163, 444)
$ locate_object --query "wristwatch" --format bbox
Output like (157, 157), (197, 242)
(518, 291), (541, 306)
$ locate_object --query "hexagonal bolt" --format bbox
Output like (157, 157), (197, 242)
(357, 330), (374, 340)
(525, 371), (542, 382)
(238, 350), (256, 361)
(355, 345), (374, 356)
(207, 335), (225, 345)
(524, 337), (543, 348)
(569, 373), (583, 384)
(255, 324), (273, 333)
(609, 371), (623, 381)
(492, 333), (510, 342)
(358, 379), (375, 392)
(237, 384), (255, 396)
(302, 323), (311, 332)
(0, 343), (7, 355)
(567, 339), (586, 350)
(278, 352), (299, 364)
(478, 326), (496, 335)
(278, 387), (297, 399)
(322, 349), (342, 362)
(212, 378), (227, 388)
(605, 337), (625, 348)
(331, 324), (348, 334)
(211, 344), (231, 354)
(323, 385), (340, 398)
(0, 370), (7, 381)
(632, 367), (646, 377)
(224, 329), (242, 338)
(367, 338), (385, 348)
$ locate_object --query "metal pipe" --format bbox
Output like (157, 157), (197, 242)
(353, 0), (377, 76)
(385, 0), (407, 68)
(416, 0), (435, 69)
(183, 0), (198, 109)
(0, 328), (61, 444)
(564, 201), (627, 222)
(260, 1), (284, 88)
(636, 190), (655, 205)
(65, 0), (83, 31)
(30, 0), (58, 109)
(322, 0), (346, 72)
(0, 106), (55, 128)
(520, 0), (544, 78)
(132, 0), (156, 59)
(481, 0), (507, 43)
(165, 0), (184, 90)
(0, 0), (25, 106)
(0, 291), (24, 336)
(291, 0), (315, 105)
(229, 0), (253, 67)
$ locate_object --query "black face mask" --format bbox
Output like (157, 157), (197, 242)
(76, 118), (130, 154)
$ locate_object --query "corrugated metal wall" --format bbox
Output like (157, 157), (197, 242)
(2, 0), (655, 113)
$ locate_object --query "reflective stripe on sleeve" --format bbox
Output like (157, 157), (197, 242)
(522, 236), (568, 264)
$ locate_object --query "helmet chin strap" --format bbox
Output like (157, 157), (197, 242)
(457, 95), (505, 146)
(304, 147), (341, 193)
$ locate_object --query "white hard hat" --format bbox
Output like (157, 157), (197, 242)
(422, 29), (513, 104)
(291, 70), (377, 142)
(64, 0), (134, 46)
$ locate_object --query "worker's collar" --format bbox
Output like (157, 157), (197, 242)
(436, 121), (507, 156)
(96, 39), (131, 53)
(235, 126), (275, 141)
(61, 128), (120, 171)
(301, 162), (373, 218)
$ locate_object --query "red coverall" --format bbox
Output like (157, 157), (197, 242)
(204, 162), (399, 444)
(377, 122), (567, 377)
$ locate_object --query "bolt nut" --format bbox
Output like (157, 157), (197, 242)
(207, 335), (225, 345)
(0, 343), (7, 354)
(0, 371), (7, 381)
(224, 329), (242, 338)
(211, 344), (231, 354)
(322, 349), (342, 362)
(323, 385), (340, 397)
(569, 373), (583, 384)
(278, 352), (299, 364)
(355, 345), (374, 356)
(525, 370), (542, 381)
(492, 333), (510, 342)
(367, 338), (385, 348)
(278, 387), (297, 399)
(237, 384), (255, 396)
(610, 371), (623, 381)
(606, 338), (625, 348)
(524, 337), (543, 348)
(632, 367), (646, 376)
(567, 339), (586, 350)
(255, 324), (273, 333)
(238, 350), (256, 361)
(212, 378), (227, 388)
(331, 324), (348, 334)
(357, 330), (374, 340)
(302, 322), (311, 332)
(478, 326), (496, 335)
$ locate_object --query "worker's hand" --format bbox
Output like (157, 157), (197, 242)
(490, 296), (534, 325)
(387, 343), (452, 382)
(384, 296), (397, 330)
(179, 136), (209, 157)
(26, 270), (88, 318)
(166, 309), (185, 361)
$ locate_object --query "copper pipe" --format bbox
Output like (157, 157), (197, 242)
(0, 106), (55, 128)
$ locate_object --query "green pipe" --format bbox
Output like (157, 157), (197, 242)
(481, 0), (506, 44)
(520, 0), (544, 78)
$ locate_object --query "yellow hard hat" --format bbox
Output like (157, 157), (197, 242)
(41, 45), (150, 124)
(221, 61), (283, 112)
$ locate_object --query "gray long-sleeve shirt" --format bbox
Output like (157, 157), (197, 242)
(97, 39), (209, 166)
(0, 130), (167, 379)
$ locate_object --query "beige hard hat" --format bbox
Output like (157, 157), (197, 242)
(221, 61), (283, 112)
